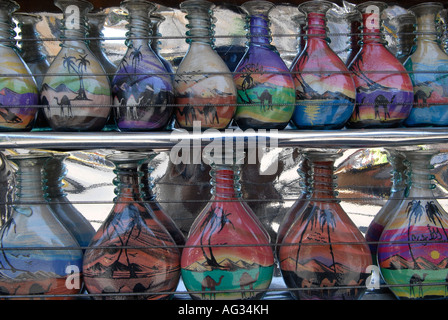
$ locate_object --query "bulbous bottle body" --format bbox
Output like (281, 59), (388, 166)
(82, 153), (180, 300)
(404, 2), (448, 127)
(174, 0), (237, 130)
(279, 150), (372, 300)
(0, 153), (83, 299)
(290, 1), (356, 130)
(181, 160), (274, 300)
(378, 149), (448, 300)
(112, 0), (173, 131)
(44, 153), (95, 248)
(233, 1), (295, 130)
(365, 149), (407, 265)
(0, 1), (39, 132)
(41, 0), (112, 131)
(347, 2), (413, 128)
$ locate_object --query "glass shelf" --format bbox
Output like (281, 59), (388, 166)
(1, 127), (448, 150)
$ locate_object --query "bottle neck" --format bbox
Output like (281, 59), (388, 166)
(0, 3), (17, 48)
(387, 152), (407, 194)
(405, 153), (436, 197)
(414, 11), (439, 44)
(183, 3), (215, 46)
(113, 166), (144, 202)
(18, 20), (47, 63)
(60, 16), (90, 49)
(360, 12), (384, 45)
(150, 18), (162, 53)
(247, 14), (271, 47)
(125, 7), (153, 49)
(305, 12), (328, 41)
(309, 159), (338, 200)
(140, 162), (155, 201)
(13, 158), (49, 202)
(210, 166), (241, 200)
(44, 157), (68, 200)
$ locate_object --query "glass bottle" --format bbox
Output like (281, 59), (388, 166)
(290, 13), (306, 69)
(276, 154), (310, 256)
(395, 13), (417, 64)
(0, 151), (14, 228)
(347, 1), (414, 128)
(290, 0), (356, 130)
(43, 153), (96, 249)
(14, 13), (51, 131)
(378, 148), (448, 300)
(0, 153), (83, 299)
(112, 0), (173, 131)
(365, 149), (407, 266)
(403, 2), (448, 127)
(181, 151), (274, 300)
(141, 152), (185, 249)
(174, 0), (237, 130)
(0, 0), (39, 132)
(279, 149), (372, 300)
(87, 11), (117, 82)
(83, 152), (180, 300)
(41, 0), (112, 131)
(233, 0), (295, 130)
(149, 13), (174, 75)
(343, 10), (362, 66)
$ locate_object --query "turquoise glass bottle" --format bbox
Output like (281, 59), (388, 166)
(14, 13), (51, 130)
(0, 153), (83, 299)
(365, 149), (407, 266)
(141, 152), (185, 249)
(43, 153), (95, 249)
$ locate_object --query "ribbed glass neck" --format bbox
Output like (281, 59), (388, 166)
(44, 154), (69, 200)
(410, 3), (442, 44)
(299, 0), (333, 43)
(122, 0), (156, 48)
(140, 156), (157, 201)
(15, 13), (46, 62)
(150, 14), (163, 53)
(181, 0), (215, 46)
(0, 0), (19, 47)
(87, 12), (108, 54)
(403, 151), (437, 197)
(55, 0), (92, 47)
(386, 150), (407, 194)
(107, 153), (148, 203)
(305, 151), (341, 201)
(292, 13), (306, 54)
(241, 1), (274, 47)
(8, 154), (51, 203)
(210, 164), (242, 200)
(357, 1), (387, 45)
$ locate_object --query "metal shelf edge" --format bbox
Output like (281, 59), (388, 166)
(0, 128), (448, 150)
